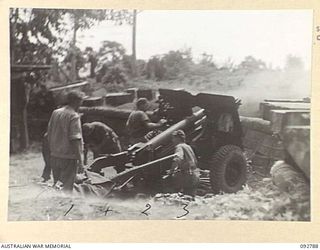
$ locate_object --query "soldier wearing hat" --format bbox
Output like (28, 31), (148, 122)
(126, 97), (167, 144)
(167, 130), (200, 196)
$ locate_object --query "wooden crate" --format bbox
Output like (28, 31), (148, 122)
(105, 93), (134, 106)
(137, 89), (154, 100)
(82, 96), (104, 107)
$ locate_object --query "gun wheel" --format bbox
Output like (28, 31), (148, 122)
(209, 145), (247, 194)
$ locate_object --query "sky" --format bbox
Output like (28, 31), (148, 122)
(77, 10), (313, 69)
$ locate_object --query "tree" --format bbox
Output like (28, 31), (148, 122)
(131, 9), (138, 77)
(65, 9), (133, 80)
(63, 46), (86, 80)
(10, 8), (133, 76)
(9, 8), (132, 150)
(285, 55), (304, 71)
(146, 56), (166, 80)
(10, 8), (64, 64)
(200, 52), (216, 68)
(220, 57), (235, 71)
(67, 10), (105, 81)
(95, 41), (127, 84)
(98, 41), (126, 62)
(145, 49), (193, 80)
(10, 8), (64, 151)
(238, 56), (266, 71)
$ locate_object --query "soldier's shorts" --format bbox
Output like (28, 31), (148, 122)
(50, 156), (77, 192)
(173, 171), (200, 196)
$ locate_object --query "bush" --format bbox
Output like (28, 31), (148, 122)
(238, 56), (266, 72)
(145, 56), (166, 81)
(95, 40), (128, 84)
(63, 46), (86, 74)
(122, 55), (147, 77)
(285, 55), (304, 72)
(101, 64), (127, 84)
(145, 49), (193, 81)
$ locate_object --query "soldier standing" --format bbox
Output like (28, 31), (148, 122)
(40, 132), (51, 182)
(47, 90), (85, 192)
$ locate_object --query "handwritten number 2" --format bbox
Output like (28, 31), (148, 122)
(141, 203), (151, 216)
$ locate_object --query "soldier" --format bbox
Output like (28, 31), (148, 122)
(167, 130), (200, 196)
(82, 122), (122, 164)
(47, 90), (85, 192)
(40, 132), (51, 182)
(126, 98), (166, 144)
(85, 47), (97, 78)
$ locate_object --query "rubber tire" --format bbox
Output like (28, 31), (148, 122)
(209, 145), (247, 194)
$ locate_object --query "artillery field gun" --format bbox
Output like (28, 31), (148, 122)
(87, 89), (248, 194)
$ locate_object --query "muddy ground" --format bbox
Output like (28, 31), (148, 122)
(8, 144), (310, 221)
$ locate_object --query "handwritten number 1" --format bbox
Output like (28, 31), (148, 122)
(64, 204), (74, 216)
(61, 203), (192, 218)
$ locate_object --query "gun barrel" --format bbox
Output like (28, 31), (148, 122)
(145, 109), (205, 150)
(11, 64), (51, 72)
(111, 154), (176, 183)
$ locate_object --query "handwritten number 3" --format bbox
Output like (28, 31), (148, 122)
(141, 203), (151, 216)
(177, 204), (189, 219)
(65, 203), (192, 218)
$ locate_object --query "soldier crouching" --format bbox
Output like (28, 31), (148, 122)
(82, 122), (122, 164)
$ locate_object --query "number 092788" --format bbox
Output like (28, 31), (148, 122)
(300, 244), (319, 248)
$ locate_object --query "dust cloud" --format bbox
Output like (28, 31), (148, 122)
(218, 69), (311, 117)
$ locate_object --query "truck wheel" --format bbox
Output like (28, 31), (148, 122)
(209, 145), (247, 194)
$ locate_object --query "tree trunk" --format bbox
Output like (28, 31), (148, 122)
(19, 105), (29, 150)
(10, 8), (19, 64)
(71, 15), (78, 82)
(131, 10), (138, 77)
(11, 75), (30, 151)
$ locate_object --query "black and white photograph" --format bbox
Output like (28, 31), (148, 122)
(9, 8), (312, 221)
